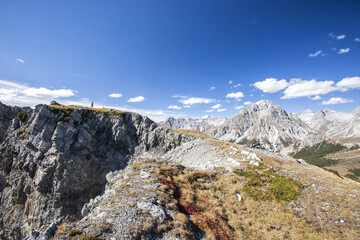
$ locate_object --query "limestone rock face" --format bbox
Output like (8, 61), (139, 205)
(0, 103), (192, 239)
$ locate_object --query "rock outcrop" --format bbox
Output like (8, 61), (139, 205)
(0, 103), (192, 239)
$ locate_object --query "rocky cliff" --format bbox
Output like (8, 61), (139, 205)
(0, 102), (192, 239)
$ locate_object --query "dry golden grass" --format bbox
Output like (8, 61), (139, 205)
(56, 222), (67, 235)
(49, 104), (125, 117)
(155, 154), (360, 240)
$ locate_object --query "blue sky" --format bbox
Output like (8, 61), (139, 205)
(0, 0), (359, 121)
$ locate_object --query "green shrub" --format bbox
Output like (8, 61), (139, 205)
(349, 144), (360, 151)
(236, 169), (304, 201)
(293, 141), (345, 167)
(269, 175), (304, 201)
(349, 168), (360, 177)
(186, 171), (211, 184)
(17, 111), (27, 123)
(60, 116), (71, 123)
(68, 229), (82, 236)
(345, 174), (359, 182)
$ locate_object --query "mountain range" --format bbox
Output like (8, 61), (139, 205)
(295, 106), (360, 139)
(162, 100), (360, 153)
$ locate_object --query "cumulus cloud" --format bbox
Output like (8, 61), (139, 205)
(168, 105), (182, 110)
(0, 79), (77, 107)
(16, 58), (24, 63)
(336, 76), (360, 89)
(253, 76), (360, 99)
(336, 34), (346, 40)
(128, 96), (145, 103)
(179, 97), (215, 105)
(253, 78), (289, 93)
(281, 79), (337, 99)
(233, 83), (242, 88)
(205, 109), (214, 113)
(235, 106), (244, 110)
(311, 95), (321, 100)
(338, 48), (350, 54)
(229, 80), (233, 84)
(244, 101), (252, 105)
(109, 93), (123, 98)
(329, 33), (346, 40)
(355, 38), (360, 42)
(309, 50), (322, 58)
(0, 80), (185, 122)
(321, 97), (353, 105)
(208, 86), (215, 91)
(211, 104), (221, 109)
(183, 105), (191, 108)
(217, 108), (226, 112)
(226, 92), (244, 100)
(23, 88), (76, 98)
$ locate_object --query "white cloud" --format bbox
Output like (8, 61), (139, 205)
(168, 105), (182, 110)
(217, 108), (226, 112)
(355, 38), (360, 42)
(309, 50), (322, 58)
(233, 83), (242, 88)
(253, 78), (289, 93)
(226, 92), (244, 100)
(336, 34), (346, 40)
(128, 96), (145, 103)
(23, 88), (76, 98)
(0, 80), (185, 122)
(208, 86), (215, 91)
(235, 105), (244, 110)
(0, 79), (77, 107)
(205, 109), (214, 113)
(244, 101), (252, 105)
(109, 93), (123, 98)
(311, 95), (321, 100)
(338, 48), (350, 54)
(183, 105), (191, 108)
(180, 97), (215, 105)
(211, 104), (221, 109)
(282, 79), (337, 99)
(172, 95), (188, 99)
(228, 80), (233, 84)
(321, 97), (353, 105)
(336, 76), (360, 89)
(16, 58), (24, 63)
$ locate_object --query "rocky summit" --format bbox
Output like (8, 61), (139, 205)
(0, 102), (360, 240)
(206, 100), (322, 153)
